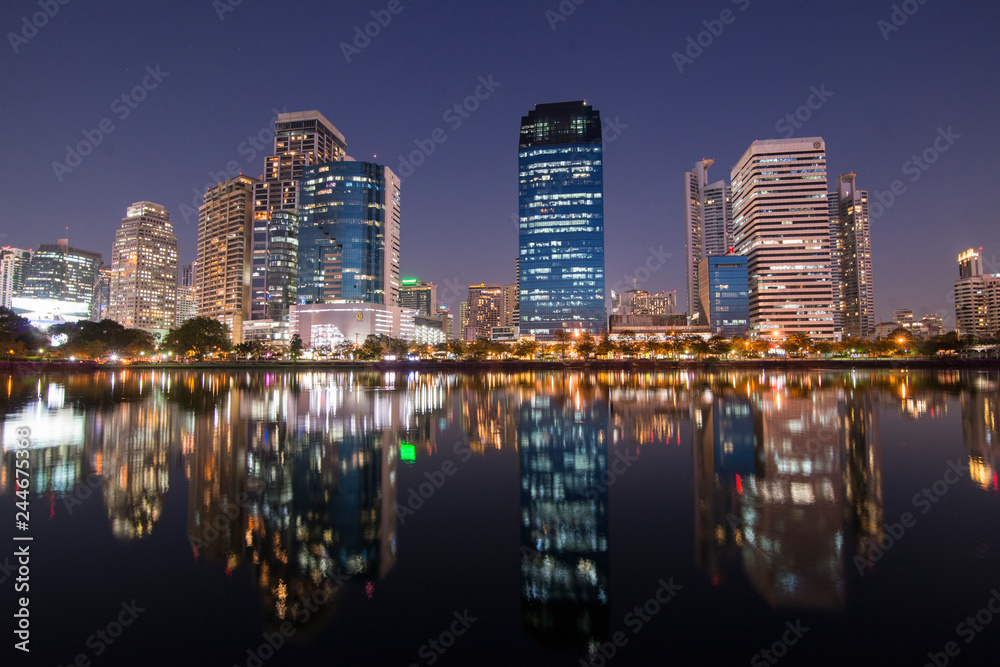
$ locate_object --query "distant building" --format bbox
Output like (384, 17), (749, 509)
(830, 174), (874, 339)
(502, 283), (519, 328)
(459, 301), (468, 340)
(0, 247), (32, 308)
(252, 111), (347, 322)
(14, 239), (102, 325)
(290, 303), (417, 347)
(608, 313), (710, 339)
(196, 175), (256, 342)
(90, 265), (111, 322)
(920, 314), (944, 338)
(180, 263), (195, 288)
(954, 248), (1000, 338)
(298, 160), (400, 306)
(108, 202), (178, 333)
(175, 286), (196, 327)
(685, 159), (732, 325)
(414, 314), (447, 346)
(399, 280), (437, 316)
(617, 289), (678, 317)
(519, 101), (606, 337)
(465, 284), (503, 341)
(732, 138), (836, 340)
(893, 309), (915, 328)
(698, 255), (750, 337)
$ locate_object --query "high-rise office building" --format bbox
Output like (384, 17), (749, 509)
(502, 283), (519, 328)
(252, 111), (347, 322)
(732, 138), (836, 340)
(400, 280), (437, 316)
(297, 160), (400, 306)
(513, 257), (520, 327)
(685, 159), (733, 325)
(518, 101), (606, 338)
(180, 263), (195, 288)
(0, 247), (33, 308)
(15, 239), (102, 324)
(830, 173), (874, 339)
(698, 255), (751, 336)
(465, 283), (503, 341)
(90, 265), (111, 322)
(459, 301), (468, 340)
(196, 175), (257, 341)
(175, 286), (196, 327)
(108, 202), (178, 332)
(954, 248), (999, 338)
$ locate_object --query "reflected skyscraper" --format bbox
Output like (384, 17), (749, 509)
(520, 377), (609, 643)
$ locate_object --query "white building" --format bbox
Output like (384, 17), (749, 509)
(290, 303), (418, 348)
(732, 138), (836, 340)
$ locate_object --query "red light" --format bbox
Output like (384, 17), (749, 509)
(736, 474), (743, 495)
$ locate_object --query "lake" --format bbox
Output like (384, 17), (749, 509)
(2, 368), (1000, 666)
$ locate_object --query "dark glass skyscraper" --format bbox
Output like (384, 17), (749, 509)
(297, 161), (401, 305)
(518, 102), (606, 338)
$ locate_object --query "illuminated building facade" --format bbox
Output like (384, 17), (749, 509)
(400, 279), (437, 316)
(954, 248), (1000, 338)
(196, 175), (257, 341)
(685, 159), (733, 325)
(830, 173), (874, 339)
(698, 255), (750, 336)
(14, 239), (102, 325)
(297, 161), (401, 306)
(464, 283), (503, 341)
(732, 138), (836, 340)
(252, 111), (347, 323)
(0, 246), (32, 308)
(108, 201), (178, 333)
(290, 302), (417, 348)
(518, 101), (606, 338)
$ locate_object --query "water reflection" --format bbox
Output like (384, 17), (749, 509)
(2, 368), (999, 640)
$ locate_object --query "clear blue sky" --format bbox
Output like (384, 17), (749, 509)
(2, 0), (997, 325)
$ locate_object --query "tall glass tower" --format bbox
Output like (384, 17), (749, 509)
(518, 101), (606, 338)
(297, 161), (400, 306)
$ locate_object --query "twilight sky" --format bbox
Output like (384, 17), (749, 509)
(1, 0), (998, 326)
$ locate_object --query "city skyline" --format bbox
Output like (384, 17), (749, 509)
(3, 0), (997, 329)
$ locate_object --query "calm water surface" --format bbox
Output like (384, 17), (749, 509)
(2, 369), (1000, 666)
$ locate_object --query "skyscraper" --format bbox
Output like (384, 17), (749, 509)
(518, 101), (606, 338)
(502, 283), (518, 328)
(251, 111), (347, 322)
(0, 247), (32, 308)
(108, 202), (178, 332)
(830, 173), (874, 339)
(732, 138), (836, 340)
(464, 283), (503, 341)
(399, 280), (437, 316)
(685, 159), (733, 325)
(698, 254), (750, 336)
(196, 175), (257, 341)
(15, 239), (102, 324)
(954, 248), (999, 338)
(297, 160), (400, 306)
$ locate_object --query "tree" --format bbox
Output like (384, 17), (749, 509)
(552, 329), (572, 360)
(387, 337), (409, 359)
(689, 337), (711, 359)
(748, 340), (770, 358)
(575, 331), (596, 359)
(289, 333), (304, 360)
(513, 338), (540, 359)
(468, 337), (492, 360)
(888, 327), (915, 356)
(871, 338), (895, 358)
(447, 339), (467, 358)
(162, 317), (232, 359)
(617, 331), (639, 358)
(358, 334), (387, 361)
(709, 335), (733, 357)
(335, 341), (357, 359)
(813, 341), (834, 356)
(0, 306), (46, 353)
(782, 333), (812, 357)
(596, 332), (617, 359)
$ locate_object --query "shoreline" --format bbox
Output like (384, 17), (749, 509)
(2, 357), (999, 374)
